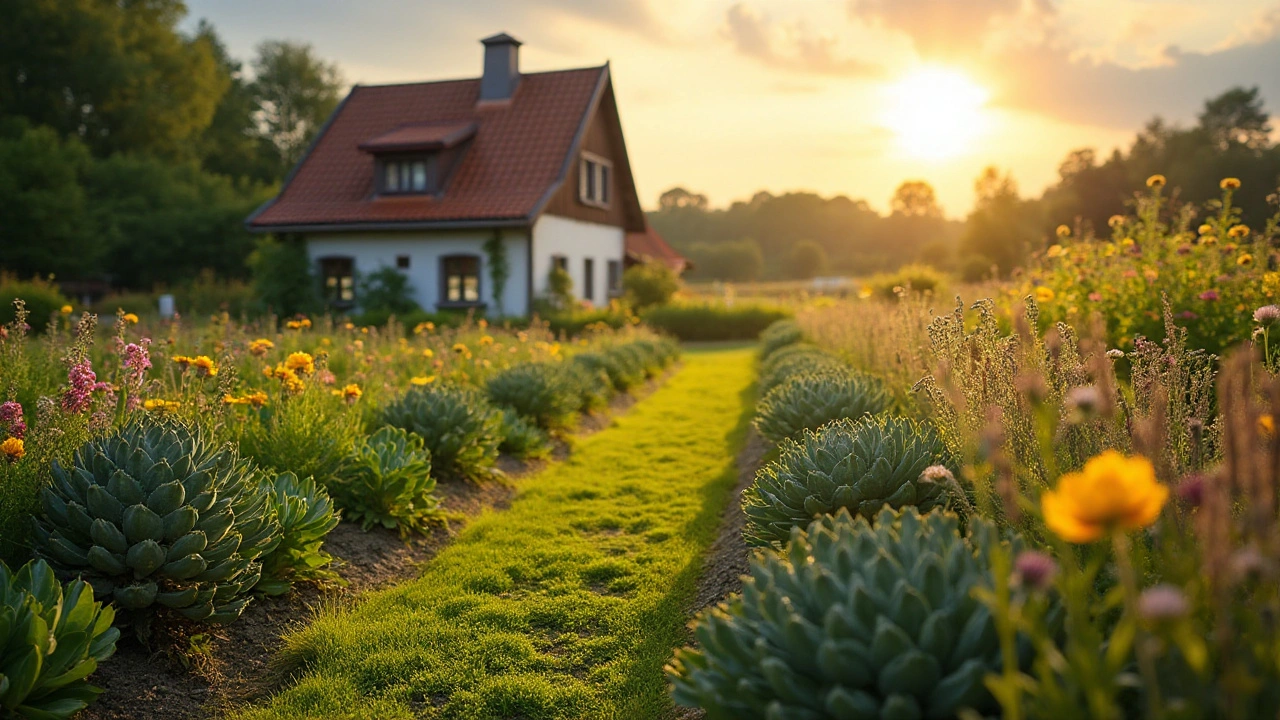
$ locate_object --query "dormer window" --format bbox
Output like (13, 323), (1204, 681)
(579, 152), (611, 208)
(359, 121), (477, 197)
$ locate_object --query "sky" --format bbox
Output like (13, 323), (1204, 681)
(184, 0), (1280, 217)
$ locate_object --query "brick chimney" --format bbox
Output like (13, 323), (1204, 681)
(479, 33), (521, 103)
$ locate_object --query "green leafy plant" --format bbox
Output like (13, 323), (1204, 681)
(485, 362), (581, 431)
(753, 371), (892, 445)
(622, 261), (680, 311)
(743, 415), (954, 546)
(256, 472), (340, 595)
(380, 385), (502, 482)
(759, 319), (805, 360)
(237, 387), (361, 488)
(334, 426), (438, 536)
(358, 266), (420, 316)
(483, 230), (510, 316)
(668, 507), (1028, 720)
(0, 559), (119, 719)
(560, 362), (612, 413)
(757, 348), (848, 397)
(0, 275), (71, 333)
(497, 409), (552, 461)
(642, 301), (791, 342)
(35, 421), (281, 627)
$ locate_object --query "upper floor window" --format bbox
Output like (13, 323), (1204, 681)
(382, 158), (430, 194)
(579, 152), (611, 208)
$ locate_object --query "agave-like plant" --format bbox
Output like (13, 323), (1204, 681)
(0, 559), (119, 719)
(255, 472), (341, 595)
(381, 384), (502, 481)
(743, 415), (954, 547)
(669, 507), (1031, 720)
(497, 409), (552, 460)
(757, 350), (848, 398)
(35, 420), (280, 626)
(759, 319), (804, 360)
(753, 371), (892, 445)
(335, 426), (438, 536)
(486, 362), (581, 430)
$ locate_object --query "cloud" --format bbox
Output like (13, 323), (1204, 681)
(847, 0), (1029, 57)
(723, 3), (881, 77)
(532, 0), (666, 37)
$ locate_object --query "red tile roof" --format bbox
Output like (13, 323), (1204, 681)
(357, 121), (477, 153)
(626, 226), (688, 273)
(249, 66), (607, 230)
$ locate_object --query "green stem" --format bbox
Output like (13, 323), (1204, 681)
(1113, 530), (1163, 719)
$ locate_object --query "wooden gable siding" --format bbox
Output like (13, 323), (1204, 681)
(543, 82), (644, 231)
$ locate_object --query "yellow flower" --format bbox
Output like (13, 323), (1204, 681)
(1046, 244), (1067, 258)
(1201, 235), (1218, 246)
(1041, 450), (1167, 543)
(143, 399), (181, 412)
(191, 356), (217, 378)
(1034, 287), (1055, 303)
(60, 305), (72, 314)
(479, 335), (494, 346)
(122, 313), (139, 325)
(414, 321), (436, 334)
(340, 383), (362, 403)
(1238, 253), (1255, 267)
(1, 437), (24, 462)
(1221, 177), (1241, 190)
(1229, 225), (1250, 239)
(1143, 268), (1159, 281)
(1108, 215), (1125, 228)
(1198, 224), (1213, 236)
(284, 352), (315, 375)
(422, 348), (434, 359)
(249, 338), (274, 357)
(286, 320), (302, 330)
(1146, 174), (1166, 189)
(452, 343), (468, 355)
(1055, 225), (1071, 239)
(1121, 237), (1135, 248)
(172, 355), (192, 368)
(1260, 414), (1275, 437)
(478, 319), (488, 329)
(410, 375), (436, 385)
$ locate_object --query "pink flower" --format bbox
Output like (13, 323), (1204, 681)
(1178, 311), (1199, 320)
(0, 401), (24, 439)
(1198, 290), (1219, 302)
(1088, 292), (1102, 302)
(61, 359), (112, 414)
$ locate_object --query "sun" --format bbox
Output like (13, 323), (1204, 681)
(882, 67), (990, 161)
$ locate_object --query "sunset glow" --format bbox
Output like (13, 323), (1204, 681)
(882, 67), (991, 161)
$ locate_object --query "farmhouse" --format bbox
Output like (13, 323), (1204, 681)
(246, 32), (684, 316)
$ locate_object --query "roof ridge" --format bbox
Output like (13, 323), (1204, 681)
(354, 64), (607, 91)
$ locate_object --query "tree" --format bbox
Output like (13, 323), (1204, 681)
(1199, 86), (1271, 151)
(359, 267), (419, 315)
(790, 240), (827, 279)
(658, 187), (709, 211)
(958, 167), (1033, 277)
(248, 237), (320, 317)
(686, 239), (763, 282)
(890, 181), (943, 218)
(0, 0), (227, 159)
(195, 21), (278, 183)
(251, 41), (345, 176)
(623, 262), (680, 310)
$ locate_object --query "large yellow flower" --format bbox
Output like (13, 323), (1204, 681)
(1, 437), (24, 462)
(284, 351), (315, 375)
(1042, 450), (1168, 543)
(1146, 174), (1166, 189)
(1221, 177), (1241, 190)
(191, 355), (218, 378)
(1034, 286), (1055, 303)
(249, 338), (274, 357)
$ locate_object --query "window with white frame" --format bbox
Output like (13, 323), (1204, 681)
(578, 152), (611, 208)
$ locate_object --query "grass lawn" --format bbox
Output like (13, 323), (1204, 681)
(235, 345), (757, 720)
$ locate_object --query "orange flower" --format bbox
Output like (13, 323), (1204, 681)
(122, 312), (140, 324)
(1239, 253), (1255, 267)
(249, 338), (274, 357)
(1042, 451), (1168, 543)
(1, 437), (24, 462)
(1146, 174), (1166, 189)
(1221, 177), (1241, 190)
(191, 356), (217, 378)
(284, 352), (315, 375)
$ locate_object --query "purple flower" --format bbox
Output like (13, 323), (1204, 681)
(1198, 290), (1219, 302)
(61, 359), (111, 414)
(1014, 551), (1058, 590)
(1178, 311), (1199, 321)
(1176, 474), (1206, 507)
(1254, 305), (1280, 327)
(1138, 584), (1190, 622)
(0, 401), (24, 439)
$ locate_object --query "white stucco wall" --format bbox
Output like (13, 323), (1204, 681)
(531, 214), (625, 308)
(304, 230), (530, 316)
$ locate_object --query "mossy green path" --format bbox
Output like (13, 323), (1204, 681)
(235, 345), (756, 720)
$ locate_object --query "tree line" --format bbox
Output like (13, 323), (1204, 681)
(0, 1), (344, 290)
(650, 87), (1280, 282)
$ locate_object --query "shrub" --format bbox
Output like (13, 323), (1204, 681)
(498, 409), (552, 460)
(862, 263), (947, 300)
(381, 384), (502, 482)
(743, 415), (954, 546)
(669, 507), (1026, 720)
(0, 276), (70, 332)
(358, 266), (420, 316)
(753, 371), (892, 445)
(237, 387), (362, 488)
(0, 559), (120, 719)
(486, 362), (581, 431)
(35, 421), (281, 627)
(758, 318), (804, 359)
(255, 472), (340, 596)
(336, 426), (438, 536)
(543, 305), (632, 336)
(757, 347), (848, 397)
(560, 361), (612, 413)
(642, 301), (791, 341)
(248, 236), (320, 317)
(572, 351), (639, 393)
(623, 261), (680, 311)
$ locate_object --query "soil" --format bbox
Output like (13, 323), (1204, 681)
(672, 428), (769, 720)
(78, 373), (670, 720)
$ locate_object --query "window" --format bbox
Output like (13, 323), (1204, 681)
(381, 158), (430, 194)
(583, 258), (595, 300)
(441, 255), (481, 305)
(578, 153), (612, 208)
(396, 255), (411, 269)
(607, 260), (622, 296)
(319, 256), (355, 307)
